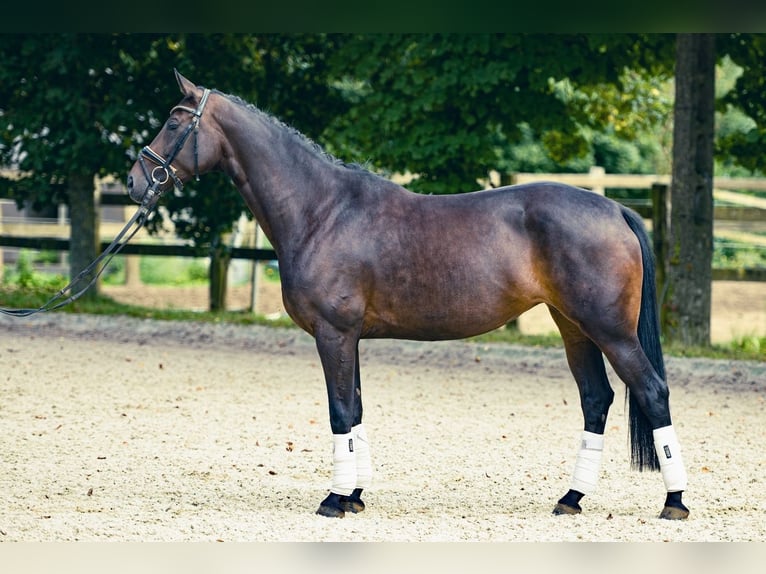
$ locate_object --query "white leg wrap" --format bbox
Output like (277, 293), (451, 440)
(569, 431), (604, 495)
(653, 425), (687, 492)
(331, 432), (357, 496)
(352, 423), (372, 490)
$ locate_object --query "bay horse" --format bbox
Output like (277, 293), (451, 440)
(127, 70), (689, 520)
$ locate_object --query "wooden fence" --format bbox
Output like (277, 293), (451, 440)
(511, 167), (766, 282)
(0, 185), (276, 286)
(1, 168), (765, 283)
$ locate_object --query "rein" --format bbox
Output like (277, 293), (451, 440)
(0, 88), (211, 318)
(0, 193), (158, 317)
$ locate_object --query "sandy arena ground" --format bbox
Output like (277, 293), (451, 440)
(0, 286), (764, 542)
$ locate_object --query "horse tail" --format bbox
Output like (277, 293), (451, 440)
(621, 206), (662, 472)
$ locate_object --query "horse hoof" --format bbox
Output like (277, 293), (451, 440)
(340, 496), (365, 514)
(316, 493), (347, 518)
(659, 505), (689, 520)
(316, 504), (345, 518)
(552, 502), (581, 515)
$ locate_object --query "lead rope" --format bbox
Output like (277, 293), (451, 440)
(0, 190), (161, 318)
(1, 88), (211, 318)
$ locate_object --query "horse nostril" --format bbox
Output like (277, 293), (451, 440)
(127, 175), (133, 191)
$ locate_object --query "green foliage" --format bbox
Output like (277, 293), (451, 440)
(325, 34), (675, 194)
(134, 35), (350, 257)
(0, 34), (347, 256)
(0, 35), (171, 200)
(0, 33), (353, 308)
(731, 334), (764, 356)
(662, 338), (765, 361)
(263, 261), (281, 282)
(0, 285), (296, 327)
(712, 238), (766, 269)
(3, 33), (765, 320)
(717, 34), (766, 175)
(139, 256), (208, 285)
(0, 34), (185, 285)
(1, 250), (67, 290)
(100, 256), (125, 285)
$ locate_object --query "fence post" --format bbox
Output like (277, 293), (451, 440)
(124, 255), (142, 287)
(249, 221), (268, 313)
(589, 166), (605, 195)
(0, 204), (4, 283)
(651, 183), (670, 333)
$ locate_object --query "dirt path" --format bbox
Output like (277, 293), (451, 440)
(0, 312), (764, 542)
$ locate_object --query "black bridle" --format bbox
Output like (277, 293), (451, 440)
(0, 88), (212, 318)
(137, 87), (211, 208)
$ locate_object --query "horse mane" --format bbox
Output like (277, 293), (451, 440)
(216, 90), (373, 175)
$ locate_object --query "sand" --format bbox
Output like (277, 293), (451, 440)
(0, 310), (763, 542)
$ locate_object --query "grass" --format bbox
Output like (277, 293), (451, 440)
(713, 237), (766, 269)
(0, 283), (295, 328)
(0, 282), (763, 362)
(469, 325), (765, 362)
(663, 337), (765, 362)
(100, 255), (210, 286)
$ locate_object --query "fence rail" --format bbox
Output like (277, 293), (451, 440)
(511, 167), (766, 196)
(2, 168), (765, 282)
(0, 234), (277, 261)
(511, 169), (766, 283)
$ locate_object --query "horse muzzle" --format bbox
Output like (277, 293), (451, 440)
(128, 146), (185, 205)
(126, 174), (145, 203)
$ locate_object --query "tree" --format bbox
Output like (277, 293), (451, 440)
(716, 34), (766, 174)
(325, 34), (675, 194)
(138, 34), (350, 311)
(493, 67), (675, 178)
(0, 34), (349, 311)
(0, 34), (179, 298)
(157, 172), (244, 312)
(665, 34), (716, 347)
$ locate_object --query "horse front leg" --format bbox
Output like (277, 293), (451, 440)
(314, 328), (372, 518)
(334, 349), (371, 515)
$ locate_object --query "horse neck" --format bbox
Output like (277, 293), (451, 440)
(216, 103), (339, 254)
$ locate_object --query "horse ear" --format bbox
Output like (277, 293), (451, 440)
(174, 69), (197, 96)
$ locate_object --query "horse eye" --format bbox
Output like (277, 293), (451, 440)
(167, 119), (180, 131)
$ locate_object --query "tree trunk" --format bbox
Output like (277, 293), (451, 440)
(666, 34), (715, 347)
(651, 183), (671, 333)
(67, 172), (99, 300)
(209, 242), (231, 312)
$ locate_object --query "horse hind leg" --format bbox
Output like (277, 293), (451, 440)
(598, 335), (689, 520)
(548, 307), (614, 516)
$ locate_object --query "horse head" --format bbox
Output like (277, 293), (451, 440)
(126, 70), (220, 206)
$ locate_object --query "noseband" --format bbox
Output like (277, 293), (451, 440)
(137, 87), (211, 210)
